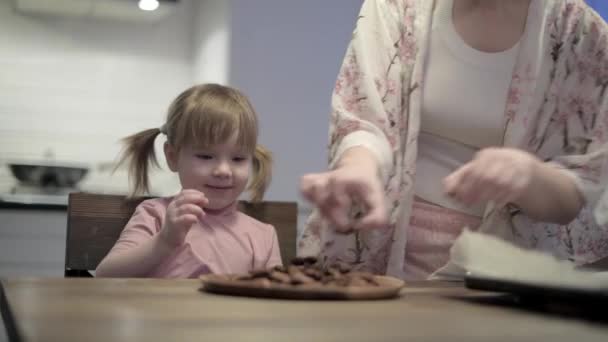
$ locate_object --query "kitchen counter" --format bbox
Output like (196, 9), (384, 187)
(0, 189), (69, 209)
(0, 200), (67, 210)
(0, 204), (67, 277)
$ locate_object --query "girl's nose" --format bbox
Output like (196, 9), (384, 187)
(213, 160), (232, 177)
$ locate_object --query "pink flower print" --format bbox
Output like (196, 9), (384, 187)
(507, 88), (521, 105)
(506, 109), (517, 123)
(512, 65), (535, 86)
(347, 52), (357, 66)
(593, 130), (606, 144)
(335, 120), (361, 139)
(522, 64), (536, 83)
(374, 78), (383, 93)
(579, 164), (602, 180)
(399, 38), (416, 61)
(563, 3), (574, 18)
(403, 11), (415, 29)
(387, 134), (399, 149)
(342, 65), (362, 89)
(512, 73), (521, 83)
(568, 97), (582, 113)
(386, 79), (397, 96)
(556, 112), (569, 125)
(335, 78), (343, 95)
(590, 21), (600, 40)
(591, 65), (602, 79)
(344, 97), (357, 112)
(577, 60), (589, 78)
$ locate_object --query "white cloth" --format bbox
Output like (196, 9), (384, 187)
(416, 0), (520, 217)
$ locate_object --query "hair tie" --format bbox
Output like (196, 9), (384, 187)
(159, 123), (167, 135)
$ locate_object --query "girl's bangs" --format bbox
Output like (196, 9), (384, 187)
(178, 104), (257, 153)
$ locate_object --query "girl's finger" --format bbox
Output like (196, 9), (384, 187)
(174, 214), (198, 230)
(178, 203), (205, 220)
(179, 189), (209, 207)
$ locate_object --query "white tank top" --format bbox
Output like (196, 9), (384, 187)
(416, 0), (521, 217)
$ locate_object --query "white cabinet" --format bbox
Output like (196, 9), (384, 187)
(0, 207), (67, 277)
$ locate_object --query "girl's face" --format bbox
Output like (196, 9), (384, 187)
(165, 134), (252, 211)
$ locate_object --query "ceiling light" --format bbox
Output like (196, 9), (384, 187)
(138, 0), (159, 11)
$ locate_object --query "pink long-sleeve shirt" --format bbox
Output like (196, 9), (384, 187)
(98, 197), (283, 278)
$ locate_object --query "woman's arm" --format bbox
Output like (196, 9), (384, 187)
(300, 0), (415, 230)
(515, 161), (584, 224)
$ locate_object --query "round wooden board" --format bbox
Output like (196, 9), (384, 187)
(200, 274), (405, 300)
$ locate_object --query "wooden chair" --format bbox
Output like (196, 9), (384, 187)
(65, 192), (298, 277)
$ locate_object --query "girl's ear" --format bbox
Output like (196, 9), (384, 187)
(164, 142), (179, 172)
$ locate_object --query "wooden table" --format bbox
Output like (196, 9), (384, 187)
(1, 278), (607, 342)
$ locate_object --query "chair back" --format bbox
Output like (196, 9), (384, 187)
(65, 192), (297, 277)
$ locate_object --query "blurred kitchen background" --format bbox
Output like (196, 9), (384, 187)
(0, 0), (606, 278)
(0, 0), (361, 278)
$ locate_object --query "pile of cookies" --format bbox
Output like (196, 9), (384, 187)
(235, 257), (379, 288)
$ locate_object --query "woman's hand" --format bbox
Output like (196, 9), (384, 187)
(300, 146), (388, 232)
(443, 147), (540, 208)
(160, 189), (208, 247)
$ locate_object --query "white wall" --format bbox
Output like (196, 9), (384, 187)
(0, 0), (362, 202)
(0, 0), (203, 195)
(192, 0), (230, 85)
(229, 1), (362, 204)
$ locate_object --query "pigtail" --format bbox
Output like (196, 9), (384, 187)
(248, 144), (273, 202)
(115, 128), (162, 197)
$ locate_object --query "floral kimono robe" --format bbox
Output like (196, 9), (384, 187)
(298, 0), (608, 278)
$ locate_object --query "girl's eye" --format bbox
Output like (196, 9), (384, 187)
(196, 154), (213, 160)
(233, 156), (247, 162)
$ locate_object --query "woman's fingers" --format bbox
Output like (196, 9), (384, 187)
(302, 173), (349, 230)
(443, 163), (465, 197)
(300, 169), (388, 232)
(300, 173), (330, 205)
(354, 181), (388, 230)
(444, 163), (475, 203)
(444, 148), (536, 207)
(324, 180), (352, 231)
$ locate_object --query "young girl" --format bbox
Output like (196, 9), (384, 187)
(96, 84), (283, 278)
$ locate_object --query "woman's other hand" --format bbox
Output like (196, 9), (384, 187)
(443, 147), (539, 208)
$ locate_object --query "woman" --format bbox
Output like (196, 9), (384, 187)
(298, 0), (608, 280)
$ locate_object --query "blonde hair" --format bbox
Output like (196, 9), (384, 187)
(117, 83), (272, 201)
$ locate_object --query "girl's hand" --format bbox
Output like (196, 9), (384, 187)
(443, 147), (540, 208)
(160, 189), (208, 247)
(300, 147), (388, 232)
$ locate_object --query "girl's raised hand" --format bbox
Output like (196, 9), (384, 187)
(160, 189), (209, 247)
